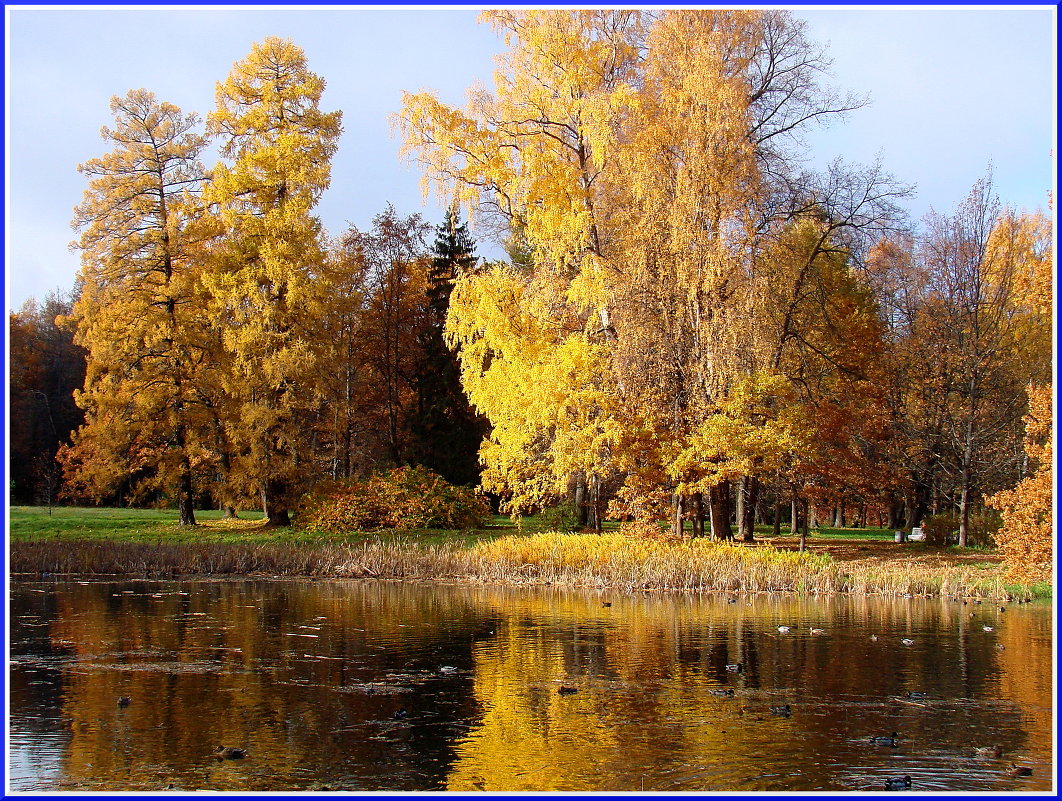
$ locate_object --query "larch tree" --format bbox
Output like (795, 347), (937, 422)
(61, 90), (209, 525)
(400, 10), (903, 532)
(202, 37), (342, 526)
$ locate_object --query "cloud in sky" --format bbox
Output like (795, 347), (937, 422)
(5, 6), (1055, 310)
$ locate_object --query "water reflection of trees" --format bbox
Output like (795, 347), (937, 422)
(443, 589), (1049, 791)
(8, 581), (1051, 792)
(19, 581), (498, 790)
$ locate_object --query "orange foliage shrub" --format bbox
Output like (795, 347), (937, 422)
(619, 518), (683, 542)
(298, 466), (490, 533)
(987, 384), (1053, 582)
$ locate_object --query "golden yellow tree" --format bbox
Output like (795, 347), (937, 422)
(62, 90), (210, 525)
(203, 37), (342, 525)
(401, 10), (901, 532)
(986, 209), (1053, 580)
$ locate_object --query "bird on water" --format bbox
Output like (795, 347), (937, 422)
(870, 732), (900, 747)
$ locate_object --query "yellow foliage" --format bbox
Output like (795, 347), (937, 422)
(987, 384), (1053, 582)
(63, 89), (213, 512)
(201, 37), (342, 517)
(669, 373), (812, 493)
(399, 11), (842, 518)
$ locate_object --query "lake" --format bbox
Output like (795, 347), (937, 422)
(8, 578), (1053, 792)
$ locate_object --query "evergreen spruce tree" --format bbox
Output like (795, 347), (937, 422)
(409, 206), (486, 485)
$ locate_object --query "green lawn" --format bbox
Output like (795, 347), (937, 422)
(8, 504), (900, 547)
(6, 505), (522, 547)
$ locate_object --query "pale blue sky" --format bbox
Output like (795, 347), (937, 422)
(4, 6), (1056, 310)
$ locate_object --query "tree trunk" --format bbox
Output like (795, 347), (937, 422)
(887, 498), (899, 530)
(790, 495), (798, 535)
(174, 423), (196, 527)
(672, 493), (685, 538)
(263, 479), (291, 527)
(709, 483), (732, 540)
(958, 472), (971, 548)
(177, 467), (196, 527)
(738, 476), (758, 542)
(772, 497), (782, 537)
(591, 474), (603, 533)
(574, 472), (588, 528)
(799, 498), (809, 552)
(691, 492), (705, 538)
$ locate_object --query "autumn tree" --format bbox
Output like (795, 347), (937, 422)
(203, 37), (342, 526)
(310, 235), (375, 481)
(400, 10), (903, 531)
(868, 181), (1052, 544)
(408, 206), (486, 486)
(334, 206), (431, 469)
(8, 292), (86, 506)
(986, 206), (1052, 577)
(988, 383), (1052, 580)
(919, 182), (1048, 544)
(60, 90), (210, 525)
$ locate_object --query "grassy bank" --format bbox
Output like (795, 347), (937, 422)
(8, 506), (1044, 600)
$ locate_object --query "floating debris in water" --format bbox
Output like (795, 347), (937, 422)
(558, 686), (578, 695)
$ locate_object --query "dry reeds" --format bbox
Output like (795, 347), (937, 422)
(9, 532), (1016, 598)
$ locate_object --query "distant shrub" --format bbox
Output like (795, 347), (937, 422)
(298, 466), (490, 533)
(619, 518), (680, 542)
(539, 500), (582, 533)
(921, 511), (1001, 548)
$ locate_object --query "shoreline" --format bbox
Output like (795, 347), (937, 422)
(8, 535), (1043, 601)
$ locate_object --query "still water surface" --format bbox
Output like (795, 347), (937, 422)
(8, 579), (1053, 792)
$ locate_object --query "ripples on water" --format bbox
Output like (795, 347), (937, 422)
(7, 579), (1053, 792)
